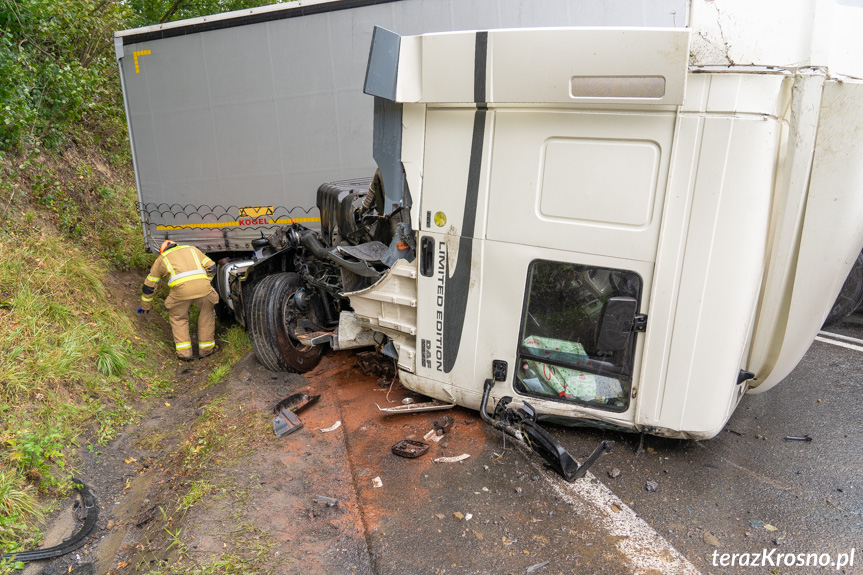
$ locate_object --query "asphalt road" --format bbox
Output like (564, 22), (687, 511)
(541, 313), (863, 575)
(325, 312), (863, 575)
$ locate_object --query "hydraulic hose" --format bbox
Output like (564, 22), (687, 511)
(2, 480), (98, 563)
(479, 379), (524, 440)
(299, 230), (331, 260)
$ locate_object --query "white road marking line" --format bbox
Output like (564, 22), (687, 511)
(521, 449), (702, 575)
(814, 336), (863, 353)
(817, 330), (863, 346)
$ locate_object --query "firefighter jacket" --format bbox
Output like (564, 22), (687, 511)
(140, 245), (216, 310)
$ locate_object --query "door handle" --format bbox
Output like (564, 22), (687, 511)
(420, 236), (434, 277)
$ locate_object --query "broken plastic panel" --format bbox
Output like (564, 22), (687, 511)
(391, 439), (430, 458)
(480, 379), (614, 482)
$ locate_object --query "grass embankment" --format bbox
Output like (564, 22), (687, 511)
(0, 146), (250, 573)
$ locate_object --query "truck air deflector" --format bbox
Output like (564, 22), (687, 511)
(372, 97), (408, 215)
(364, 26), (400, 101)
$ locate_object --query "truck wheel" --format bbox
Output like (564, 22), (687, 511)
(823, 251), (863, 328)
(248, 272), (324, 372)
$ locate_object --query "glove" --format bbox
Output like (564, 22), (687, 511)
(137, 308), (150, 314)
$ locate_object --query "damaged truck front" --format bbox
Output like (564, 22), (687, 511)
(117, 1), (863, 474)
(255, 15), (863, 441)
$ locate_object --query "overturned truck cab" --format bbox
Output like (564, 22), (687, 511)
(236, 19), (863, 453)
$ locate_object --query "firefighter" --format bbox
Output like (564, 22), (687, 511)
(137, 240), (219, 361)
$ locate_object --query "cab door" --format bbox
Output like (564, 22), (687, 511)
(474, 108), (676, 425)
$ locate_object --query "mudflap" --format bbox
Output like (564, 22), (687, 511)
(480, 379), (614, 482)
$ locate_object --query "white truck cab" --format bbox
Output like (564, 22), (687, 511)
(349, 10), (863, 439)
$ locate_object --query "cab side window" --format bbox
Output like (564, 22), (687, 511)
(514, 260), (642, 412)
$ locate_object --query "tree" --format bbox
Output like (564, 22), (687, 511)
(127, 0), (287, 27)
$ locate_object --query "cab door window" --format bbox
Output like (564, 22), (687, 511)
(515, 260), (642, 412)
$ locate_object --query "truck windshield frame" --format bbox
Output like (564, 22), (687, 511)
(513, 259), (643, 413)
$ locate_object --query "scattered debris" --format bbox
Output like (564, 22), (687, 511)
(376, 399), (456, 413)
(703, 532), (721, 547)
(608, 468), (621, 479)
(312, 495), (339, 507)
(1, 479), (98, 563)
(434, 454), (470, 463)
(434, 513), (445, 520)
(645, 480), (659, 492)
(402, 397), (414, 405)
(774, 533), (786, 546)
(272, 392), (319, 437)
(372, 477), (383, 488)
(423, 429), (444, 443)
(610, 504), (621, 513)
(526, 560), (550, 573)
(320, 420), (342, 433)
(453, 512), (464, 520)
(479, 380), (614, 481)
(391, 439), (430, 458)
(357, 350), (396, 378)
(465, 513), (473, 521)
(273, 392), (320, 414)
(433, 415), (454, 436)
(764, 524), (778, 531)
(783, 435), (813, 442)
(272, 407), (304, 437)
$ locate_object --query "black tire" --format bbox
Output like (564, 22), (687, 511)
(248, 273), (324, 372)
(823, 251), (863, 328)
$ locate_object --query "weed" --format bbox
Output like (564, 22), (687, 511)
(207, 365), (232, 387)
(164, 525), (185, 554)
(177, 479), (216, 512)
(0, 471), (41, 520)
(2, 426), (68, 488)
(0, 470), (43, 567)
(95, 340), (129, 376)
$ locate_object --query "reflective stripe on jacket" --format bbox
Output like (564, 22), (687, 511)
(140, 245), (215, 309)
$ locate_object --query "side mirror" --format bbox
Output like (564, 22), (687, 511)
(596, 296), (638, 352)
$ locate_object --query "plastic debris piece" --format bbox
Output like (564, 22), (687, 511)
(273, 392), (320, 415)
(372, 477), (382, 488)
(433, 415), (454, 435)
(392, 439), (429, 458)
(273, 408), (304, 437)
(527, 561), (550, 573)
(465, 513), (473, 521)
(645, 480), (659, 492)
(434, 454), (470, 463)
(783, 435), (812, 442)
(376, 399), (455, 413)
(453, 512), (464, 520)
(320, 420), (342, 433)
(764, 524), (778, 531)
(423, 429), (443, 443)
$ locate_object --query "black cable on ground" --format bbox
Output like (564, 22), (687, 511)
(1, 479), (98, 563)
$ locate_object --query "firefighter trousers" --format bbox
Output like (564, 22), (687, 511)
(165, 289), (219, 359)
